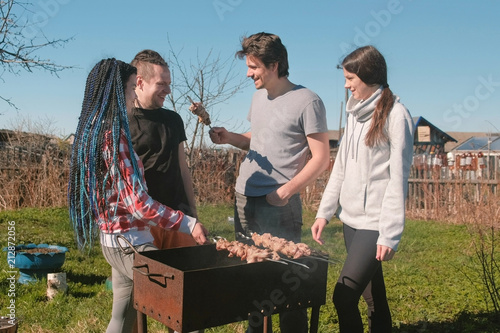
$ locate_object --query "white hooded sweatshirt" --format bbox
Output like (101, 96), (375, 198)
(316, 87), (414, 250)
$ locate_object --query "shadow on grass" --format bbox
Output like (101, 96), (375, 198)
(66, 271), (108, 286)
(394, 311), (500, 333)
(70, 290), (104, 298)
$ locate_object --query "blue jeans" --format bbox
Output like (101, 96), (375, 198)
(234, 192), (308, 333)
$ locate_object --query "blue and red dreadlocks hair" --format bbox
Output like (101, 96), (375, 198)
(68, 58), (139, 251)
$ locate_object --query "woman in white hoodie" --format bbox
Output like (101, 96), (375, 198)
(311, 46), (414, 333)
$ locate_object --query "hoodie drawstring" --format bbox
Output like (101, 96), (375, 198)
(355, 122), (365, 161)
(347, 118), (357, 160)
(345, 113), (365, 162)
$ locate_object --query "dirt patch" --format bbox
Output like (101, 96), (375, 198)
(22, 248), (62, 254)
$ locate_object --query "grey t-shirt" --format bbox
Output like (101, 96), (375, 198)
(235, 85), (328, 196)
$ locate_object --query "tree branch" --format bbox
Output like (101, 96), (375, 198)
(0, 0), (74, 108)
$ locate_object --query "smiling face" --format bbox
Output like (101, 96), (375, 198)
(136, 64), (171, 109)
(245, 55), (278, 90)
(343, 68), (378, 101)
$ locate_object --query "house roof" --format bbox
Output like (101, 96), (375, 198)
(444, 131), (499, 152)
(412, 116), (457, 143)
(452, 136), (500, 152)
(0, 129), (63, 148)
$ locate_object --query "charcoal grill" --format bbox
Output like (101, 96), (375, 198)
(132, 243), (328, 333)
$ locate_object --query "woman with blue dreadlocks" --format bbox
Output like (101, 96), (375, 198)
(68, 58), (209, 333)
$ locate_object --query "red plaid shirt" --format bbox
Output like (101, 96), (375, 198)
(98, 132), (194, 235)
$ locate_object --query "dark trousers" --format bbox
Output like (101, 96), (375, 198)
(333, 224), (392, 333)
(234, 192), (308, 333)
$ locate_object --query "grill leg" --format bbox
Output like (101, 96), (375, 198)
(137, 311), (147, 333)
(263, 316), (271, 333)
(309, 306), (320, 333)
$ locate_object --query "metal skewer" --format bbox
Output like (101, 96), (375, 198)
(236, 232), (251, 240)
(278, 257), (311, 269)
(187, 96), (196, 105)
(265, 258), (289, 266)
(307, 256), (341, 265)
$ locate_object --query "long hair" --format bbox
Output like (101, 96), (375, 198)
(68, 58), (137, 251)
(342, 45), (394, 147)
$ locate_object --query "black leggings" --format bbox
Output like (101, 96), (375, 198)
(333, 224), (392, 333)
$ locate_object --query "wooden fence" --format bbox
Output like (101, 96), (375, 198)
(0, 145), (69, 209)
(2, 143), (499, 224)
(407, 162), (499, 221)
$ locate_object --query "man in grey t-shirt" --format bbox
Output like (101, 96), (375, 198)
(209, 32), (329, 333)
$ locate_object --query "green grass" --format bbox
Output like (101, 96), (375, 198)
(0, 205), (499, 332)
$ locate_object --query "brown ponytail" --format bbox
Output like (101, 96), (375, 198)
(365, 86), (394, 147)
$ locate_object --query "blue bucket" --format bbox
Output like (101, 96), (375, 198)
(4, 244), (69, 284)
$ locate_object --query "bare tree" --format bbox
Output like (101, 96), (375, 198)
(0, 0), (73, 110)
(165, 38), (250, 165)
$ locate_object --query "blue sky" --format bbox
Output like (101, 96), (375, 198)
(2, 0), (500, 137)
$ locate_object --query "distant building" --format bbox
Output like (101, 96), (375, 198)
(328, 116), (459, 157)
(0, 129), (70, 170)
(452, 136), (500, 153)
(445, 131), (500, 151)
(448, 135), (500, 180)
(327, 130), (340, 156)
(328, 117), (499, 180)
(412, 116), (457, 154)
(0, 129), (57, 146)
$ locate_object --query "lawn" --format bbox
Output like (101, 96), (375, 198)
(0, 205), (499, 332)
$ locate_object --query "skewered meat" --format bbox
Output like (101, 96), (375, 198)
(215, 238), (280, 263)
(251, 233), (312, 259)
(189, 101), (211, 126)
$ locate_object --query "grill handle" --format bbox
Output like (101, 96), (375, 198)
(132, 264), (175, 285)
(116, 234), (140, 255)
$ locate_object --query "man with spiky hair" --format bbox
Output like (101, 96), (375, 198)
(129, 50), (204, 333)
(129, 50), (199, 250)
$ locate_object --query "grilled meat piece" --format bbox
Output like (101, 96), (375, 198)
(251, 233), (312, 259)
(215, 239), (279, 263)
